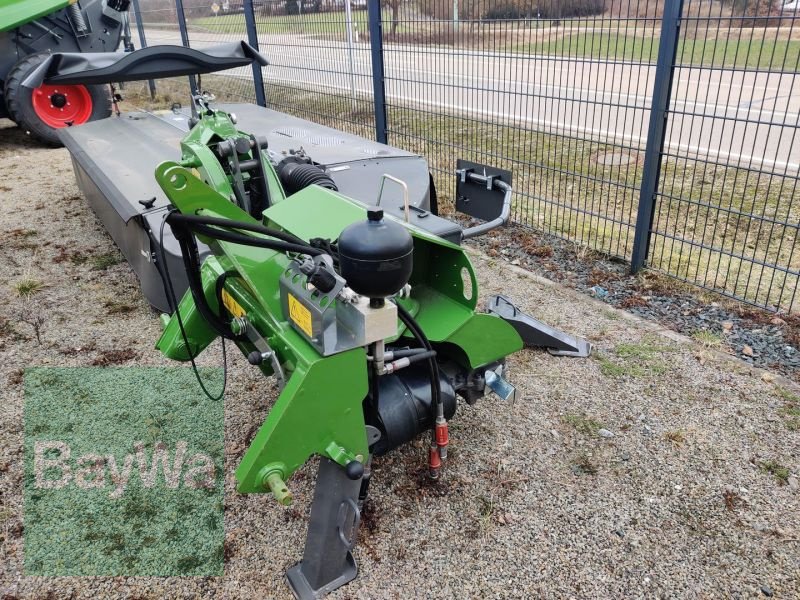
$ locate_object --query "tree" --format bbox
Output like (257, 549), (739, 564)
(385, 0), (402, 35)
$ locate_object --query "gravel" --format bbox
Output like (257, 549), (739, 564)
(1, 119), (799, 598)
(461, 220), (800, 382)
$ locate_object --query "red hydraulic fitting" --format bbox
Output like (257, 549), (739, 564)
(435, 416), (449, 461)
(428, 443), (441, 479)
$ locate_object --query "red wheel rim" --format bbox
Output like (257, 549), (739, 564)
(31, 84), (93, 128)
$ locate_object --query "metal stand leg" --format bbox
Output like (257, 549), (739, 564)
(487, 295), (592, 357)
(286, 458), (362, 600)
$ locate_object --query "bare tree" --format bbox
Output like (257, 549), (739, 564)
(385, 0), (402, 35)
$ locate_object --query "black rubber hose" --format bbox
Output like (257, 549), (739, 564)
(173, 222), (241, 340)
(401, 349), (437, 365)
(157, 215), (227, 402)
(168, 213), (309, 246)
(278, 162), (338, 195)
(390, 348), (432, 359)
(395, 303), (441, 423)
(186, 223), (325, 256)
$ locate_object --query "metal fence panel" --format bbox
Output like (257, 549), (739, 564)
(131, 0), (800, 313)
(648, 0), (800, 312)
(248, 0), (376, 140)
(379, 0), (661, 261)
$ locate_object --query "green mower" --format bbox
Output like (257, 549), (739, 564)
(40, 41), (591, 598)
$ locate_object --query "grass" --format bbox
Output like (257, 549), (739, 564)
(780, 405), (800, 418)
(104, 299), (136, 315)
(12, 277), (44, 299)
(760, 460), (790, 485)
(190, 8), (384, 36)
(778, 394), (800, 431)
(595, 339), (669, 378)
(664, 430), (686, 446)
(777, 387), (800, 403)
(91, 252), (124, 271)
(516, 32), (800, 71)
(692, 330), (723, 348)
(571, 452), (598, 476)
(561, 412), (602, 435)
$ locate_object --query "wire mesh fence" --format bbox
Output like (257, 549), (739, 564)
(132, 0), (800, 312)
(250, 0), (376, 139)
(380, 2), (660, 261)
(648, 0), (800, 312)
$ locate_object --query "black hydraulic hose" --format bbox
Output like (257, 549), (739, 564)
(395, 303), (441, 428)
(173, 222), (242, 341)
(157, 215), (227, 402)
(186, 222), (325, 256)
(163, 212), (327, 342)
(391, 348), (431, 359)
(169, 213), (309, 247)
(400, 349), (437, 365)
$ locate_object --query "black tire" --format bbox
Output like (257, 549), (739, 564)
(3, 53), (112, 146)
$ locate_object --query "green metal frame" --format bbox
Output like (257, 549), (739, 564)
(0, 0), (73, 32)
(154, 109), (523, 505)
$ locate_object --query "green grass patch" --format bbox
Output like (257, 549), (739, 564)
(91, 252), (124, 271)
(515, 32), (800, 70)
(780, 405), (800, 418)
(12, 278), (44, 298)
(760, 460), (791, 485)
(777, 387), (800, 403)
(595, 339), (669, 378)
(561, 412), (602, 435)
(571, 452), (598, 476)
(190, 8), (390, 36)
(613, 340), (668, 360)
(692, 330), (723, 348)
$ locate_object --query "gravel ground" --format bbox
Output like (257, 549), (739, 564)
(462, 222), (800, 382)
(1, 118), (799, 598)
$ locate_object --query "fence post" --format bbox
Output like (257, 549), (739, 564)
(173, 0), (197, 95)
(130, 0), (156, 98)
(243, 0), (267, 107)
(630, 0), (684, 272)
(367, 0), (388, 144)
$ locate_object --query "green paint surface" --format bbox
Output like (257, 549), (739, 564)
(0, 0), (71, 32)
(24, 367), (224, 576)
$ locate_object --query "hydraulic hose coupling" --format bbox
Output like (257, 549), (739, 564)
(428, 442), (442, 479)
(435, 416), (449, 461)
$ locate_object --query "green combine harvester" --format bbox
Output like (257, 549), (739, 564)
(0, 0), (131, 143)
(29, 40), (591, 597)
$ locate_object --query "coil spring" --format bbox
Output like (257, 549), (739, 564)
(67, 3), (89, 35)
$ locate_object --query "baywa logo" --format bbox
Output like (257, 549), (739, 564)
(24, 367), (224, 576)
(33, 440), (216, 498)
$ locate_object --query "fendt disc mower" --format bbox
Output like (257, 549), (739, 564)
(31, 42), (593, 598)
(0, 0), (132, 144)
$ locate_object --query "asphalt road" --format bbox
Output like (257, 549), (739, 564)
(137, 26), (800, 174)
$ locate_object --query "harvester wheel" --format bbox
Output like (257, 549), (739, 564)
(4, 53), (113, 146)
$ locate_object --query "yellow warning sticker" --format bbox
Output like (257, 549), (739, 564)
(288, 294), (313, 337)
(221, 289), (246, 318)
